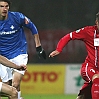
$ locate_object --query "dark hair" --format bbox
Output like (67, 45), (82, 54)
(0, 0), (11, 6)
(96, 12), (99, 22)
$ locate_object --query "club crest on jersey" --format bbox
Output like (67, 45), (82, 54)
(10, 25), (14, 29)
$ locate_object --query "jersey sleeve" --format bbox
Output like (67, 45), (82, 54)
(56, 27), (87, 52)
(70, 27), (87, 40)
(56, 34), (71, 52)
(17, 12), (38, 35)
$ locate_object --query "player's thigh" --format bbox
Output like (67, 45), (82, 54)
(12, 71), (23, 85)
(11, 54), (28, 86)
(1, 83), (16, 95)
(81, 63), (96, 82)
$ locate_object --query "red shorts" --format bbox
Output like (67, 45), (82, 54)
(81, 62), (99, 82)
(78, 62), (99, 99)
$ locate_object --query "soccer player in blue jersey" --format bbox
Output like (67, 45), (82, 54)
(0, 0), (46, 99)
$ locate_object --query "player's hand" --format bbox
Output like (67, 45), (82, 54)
(49, 50), (60, 58)
(36, 46), (46, 59)
(17, 65), (27, 71)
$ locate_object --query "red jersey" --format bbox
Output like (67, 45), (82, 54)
(56, 25), (99, 68)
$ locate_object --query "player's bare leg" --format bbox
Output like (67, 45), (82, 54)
(1, 83), (18, 99)
(12, 71), (24, 99)
(0, 80), (12, 99)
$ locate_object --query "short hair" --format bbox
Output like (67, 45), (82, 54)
(96, 12), (99, 22)
(0, 0), (11, 6)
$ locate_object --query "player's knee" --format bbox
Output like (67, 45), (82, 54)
(11, 87), (18, 98)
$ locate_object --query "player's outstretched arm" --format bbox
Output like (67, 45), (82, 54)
(34, 34), (46, 59)
(49, 50), (60, 58)
(34, 34), (41, 47)
(0, 55), (27, 70)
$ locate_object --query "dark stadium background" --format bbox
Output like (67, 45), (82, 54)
(11, 0), (99, 63)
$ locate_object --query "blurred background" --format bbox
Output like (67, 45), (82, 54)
(10, 0), (99, 63)
(8, 0), (99, 98)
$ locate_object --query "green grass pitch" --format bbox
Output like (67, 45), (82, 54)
(2, 94), (77, 99)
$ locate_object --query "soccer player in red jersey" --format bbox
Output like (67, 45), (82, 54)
(49, 12), (99, 99)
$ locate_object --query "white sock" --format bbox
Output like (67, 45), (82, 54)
(18, 91), (21, 99)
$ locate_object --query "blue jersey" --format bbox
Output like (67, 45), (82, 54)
(0, 11), (38, 59)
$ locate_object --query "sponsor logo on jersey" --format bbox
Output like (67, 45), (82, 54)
(0, 30), (17, 35)
(0, 25), (18, 35)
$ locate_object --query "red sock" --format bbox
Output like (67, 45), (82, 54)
(92, 78), (99, 99)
